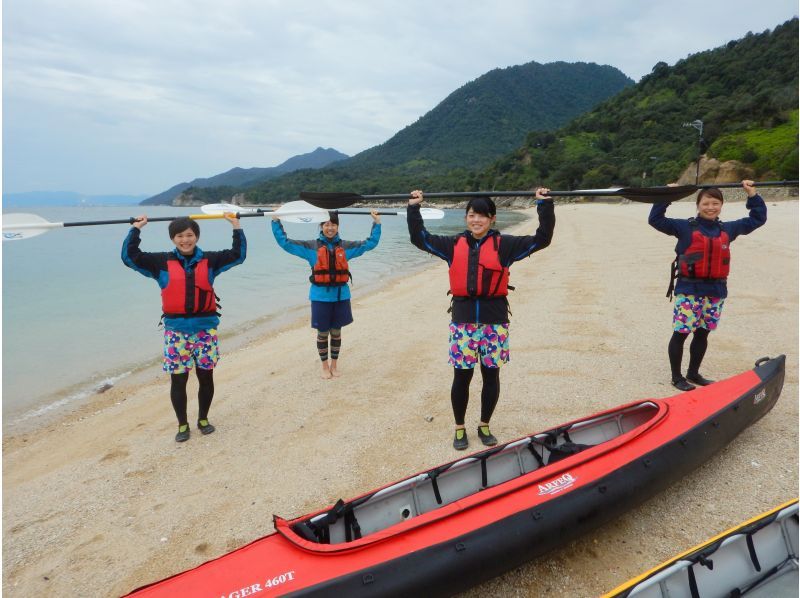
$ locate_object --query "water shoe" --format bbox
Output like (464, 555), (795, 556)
(671, 378), (696, 392)
(197, 419), (216, 435)
(477, 425), (498, 446)
(175, 424), (190, 442)
(686, 373), (714, 386)
(453, 428), (468, 450)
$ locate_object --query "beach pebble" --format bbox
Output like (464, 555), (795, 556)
(424, 415), (434, 422)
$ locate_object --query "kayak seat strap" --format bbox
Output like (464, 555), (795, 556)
(745, 533), (762, 572)
(687, 564), (701, 598)
(344, 507), (362, 542)
(306, 498), (347, 544)
(427, 469), (444, 505)
(527, 441), (545, 467)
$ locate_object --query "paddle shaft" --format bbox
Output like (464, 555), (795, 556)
(236, 209), (407, 217)
(311, 180), (797, 201)
(56, 214), (235, 228)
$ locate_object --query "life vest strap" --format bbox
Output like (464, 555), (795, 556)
(676, 276), (728, 283)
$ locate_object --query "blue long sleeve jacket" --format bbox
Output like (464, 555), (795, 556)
(271, 220), (381, 302)
(648, 195), (766, 298)
(122, 227), (247, 332)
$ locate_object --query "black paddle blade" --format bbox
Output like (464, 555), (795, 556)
(616, 185), (698, 203)
(299, 192), (365, 209)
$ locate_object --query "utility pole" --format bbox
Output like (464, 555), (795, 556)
(682, 119), (704, 184)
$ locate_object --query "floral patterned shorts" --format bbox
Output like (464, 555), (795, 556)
(163, 329), (220, 374)
(448, 322), (510, 369)
(672, 294), (725, 334)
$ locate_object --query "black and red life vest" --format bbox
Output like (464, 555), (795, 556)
(161, 258), (218, 317)
(449, 233), (509, 297)
(666, 219), (730, 300)
(678, 219), (731, 280)
(310, 242), (351, 287)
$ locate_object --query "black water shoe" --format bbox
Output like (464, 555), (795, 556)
(453, 428), (469, 450)
(686, 373), (714, 386)
(175, 424), (190, 442)
(477, 425), (498, 446)
(671, 378), (696, 392)
(197, 419), (216, 435)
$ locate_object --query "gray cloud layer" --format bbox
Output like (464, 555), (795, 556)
(3, 0), (796, 194)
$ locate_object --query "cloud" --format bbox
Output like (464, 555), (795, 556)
(3, 0), (797, 194)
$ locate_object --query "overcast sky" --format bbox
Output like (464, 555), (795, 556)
(2, 0), (797, 196)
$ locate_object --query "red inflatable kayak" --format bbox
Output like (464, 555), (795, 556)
(126, 356), (785, 597)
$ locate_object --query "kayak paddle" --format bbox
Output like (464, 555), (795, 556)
(1, 211), (236, 242)
(299, 180), (798, 209)
(200, 201), (446, 221)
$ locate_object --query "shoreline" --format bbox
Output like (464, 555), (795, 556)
(3, 201), (797, 597)
(5, 189), (792, 430)
(1, 229), (446, 436)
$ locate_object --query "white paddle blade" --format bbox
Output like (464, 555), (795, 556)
(279, 200), (324, 213)
(2, 213), (63, 241)
(273, 201), (329, 224)
(393, 208), (445, 220)
(419, 208), (445, 220)
(278, 212), (329, 224)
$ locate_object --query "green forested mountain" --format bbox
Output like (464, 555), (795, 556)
(345, 61), (633, 171)
(180, 61), (632, 204)
(179, 19), (797, 205)
(474, 18), (798, 191)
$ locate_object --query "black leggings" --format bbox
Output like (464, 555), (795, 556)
(668, 328), (710, 381)
(170, 369), (214, 425)
(450, 366), (500, 426)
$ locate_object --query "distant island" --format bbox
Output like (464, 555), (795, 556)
(3, 191), (147, 208)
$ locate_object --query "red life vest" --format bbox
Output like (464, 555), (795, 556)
(449, 234), (509, 297)
(310, 243), (350, 287)
(161, 258), (218, 317)
(678, 220), (731, 280)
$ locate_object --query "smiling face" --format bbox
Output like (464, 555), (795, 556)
(172, 228), (198, 255)
(697, 195), (723, 220)
(321, 220), (339, 239)
(465, 209), (496, 239)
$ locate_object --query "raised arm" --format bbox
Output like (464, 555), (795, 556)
(205, 216), (247, 277)
(271, 219), (317, 260)
(341, 219), (381, 259)
(724, 180), (767, 241)
(499, 192), (556, 264)
(121, 216), (164, 279)
(407, 189), (456, 262)
(648, 202), (684, 237)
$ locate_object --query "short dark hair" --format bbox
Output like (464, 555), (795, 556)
(465, 197), (496, 217)
(169, 217), (200, 239)
(696, 187), (724, 205)
(319, 211), (339, 227)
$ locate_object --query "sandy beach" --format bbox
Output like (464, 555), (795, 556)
(3, 199), (797, 597)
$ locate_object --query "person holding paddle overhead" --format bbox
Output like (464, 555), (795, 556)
(272, 210), (381, 379)
(407, 189), (554, 450)
(122, 214), (246, 442)
(649, 179), (766, 391)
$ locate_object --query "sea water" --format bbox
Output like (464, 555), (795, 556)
(2, 205), (527, 423)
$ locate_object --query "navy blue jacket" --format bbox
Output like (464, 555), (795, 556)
(648, 195), (766, 298)
(122, 227), (246, 333)
(407, 202), (555, 323)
